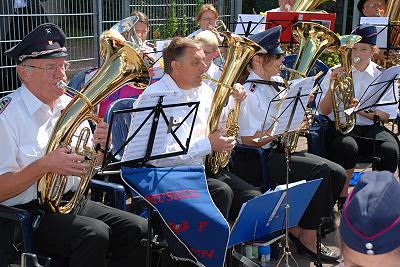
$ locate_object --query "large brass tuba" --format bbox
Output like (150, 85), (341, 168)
(283, 22), (340, 153)
(291, 0), (335, 11)
(204, 32), (262, 174)
(38, 17), (149, 213)
(384, 0), (400, 66)
(330, 35), (361, 134)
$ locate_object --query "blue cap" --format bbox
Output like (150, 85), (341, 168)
(340, 171), (400, 255)
(4, 23), (68, 64)
(249, 25), (284, 55)
(351, 24), (378, 45)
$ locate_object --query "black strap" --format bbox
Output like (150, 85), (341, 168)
(245, 79), (285, 93)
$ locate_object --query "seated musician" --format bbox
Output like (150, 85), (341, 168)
(319, 24), (399, 209)
(126, 37), (262, 221)
(339, 171), (400, 267)
(187, 4), (218, 39)
(357, 0), (386, 17)
(234, 26), (346, 262)
(266, 0), (295, 12)
(0, 23), (148, 267)
(194, 30), (222, 91)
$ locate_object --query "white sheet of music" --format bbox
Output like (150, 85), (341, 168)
(234, 14), (266, 35)
(346, 65), (400, 115)
(121, 91), (178, 162)
(268, 77), (315, 136)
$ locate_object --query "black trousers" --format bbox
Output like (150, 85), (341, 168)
(207, 170), (262, 220)
(326, 121), (399, 172)
(0, 199), (147, 267)
(234, 149), (346, 230)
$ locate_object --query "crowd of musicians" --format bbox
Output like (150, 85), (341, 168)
(0, 0), (400, 266)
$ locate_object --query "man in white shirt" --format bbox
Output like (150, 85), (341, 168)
(127, 37), (262, 220)
(0, 23), (147, 267)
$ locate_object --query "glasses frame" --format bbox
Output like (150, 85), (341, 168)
(22, 62), (70, 74)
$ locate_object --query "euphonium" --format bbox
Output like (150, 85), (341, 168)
(205, 32), (262, 174)
(384, 0), (400, 65)
(38, 17), (149, 213)
(330, 35), (361, 134)
(283, 22), (340, 153)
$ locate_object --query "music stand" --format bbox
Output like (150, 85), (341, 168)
(253, 76), (317, 267)
(345, 65), (400, 169)
(234, 14), (268, 37)
(100, 91), (200, 267)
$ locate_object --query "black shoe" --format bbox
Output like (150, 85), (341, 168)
(296, 239), (340, 262)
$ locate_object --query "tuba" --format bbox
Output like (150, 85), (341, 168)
(330, 35), (361, 134)
(384, 0), (400, 66)
(204, 32), (263, 174)
(291, 0), (335, 11)
(283, 22), (340, 153)
(38, 17), (149, 213)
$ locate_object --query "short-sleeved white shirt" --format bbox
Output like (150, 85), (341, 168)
(319, 61), (398, 126)
(0, 85), (81, 206)
(238, 72), (285, 149)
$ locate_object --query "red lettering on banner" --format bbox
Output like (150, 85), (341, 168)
(190, 248), (215, 259)
(145, 189), (201, 204)
(199, 221), (208, 232)
(169, 221), (189, 233)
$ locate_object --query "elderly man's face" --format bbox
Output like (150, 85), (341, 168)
(362, 0), (386, 17)
(278, 0), (296, 11)
(172, 47), (208, 89)
(21, 57), (68, 102)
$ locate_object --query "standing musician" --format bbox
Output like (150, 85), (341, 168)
(0, 23), (148, 267)
(131, 10), (156, 65)
(128, 37), (262, 221)
(319, 24), (399, 208)
(234, 26), (346, 262)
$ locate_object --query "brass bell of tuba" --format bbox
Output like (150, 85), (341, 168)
(384, 0), (400, 66)
(283, 21), (340, 153)
(38, 16), (150, 213)
(291, 0), (336, 12)
(204, 32), (263, 175)
(330, 35), (361, 134)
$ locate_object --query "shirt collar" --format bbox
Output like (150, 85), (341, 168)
(163, 74), (201, 98)
(247, 71), (264, 81)
(353, 60), (375, 78)
(20, 84), (70, 115)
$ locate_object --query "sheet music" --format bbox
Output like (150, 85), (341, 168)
(267, 77), (315, 136)
(234, 14), (266, 35)
(121, 91), (178, 161)
(347, 65), (400, 115)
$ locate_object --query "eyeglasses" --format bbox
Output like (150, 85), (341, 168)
(23, 62), (70, 74)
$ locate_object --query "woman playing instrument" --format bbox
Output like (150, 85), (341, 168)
(319, 24), (399, 208)
(131, 10), (156, 64)
(234, 26), (346, 262)
(187, 4), (219, 39)
(338, 171), (400, 267)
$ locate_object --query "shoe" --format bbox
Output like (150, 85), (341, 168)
(296, 239), (340, 262)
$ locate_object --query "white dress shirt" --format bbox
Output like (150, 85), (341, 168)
(319, 61), (398, 126)
(238, 72), (285, 149)
(0, 85), (83, 206)
(187, 29), (202, 39)
(128, 74), (214, 167)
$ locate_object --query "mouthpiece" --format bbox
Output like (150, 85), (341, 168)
(57, 80), (67, 89)
(353, 57), (361, 64)
(284, 4), (291, 11)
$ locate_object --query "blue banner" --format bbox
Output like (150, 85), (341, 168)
(121, 166), (230, 267)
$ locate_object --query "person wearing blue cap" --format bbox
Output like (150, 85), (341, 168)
(0, 23), (148, 267)
(319, 24), (399, 210)
(233, 25), (347, 262)
(339, 171), (400, 267)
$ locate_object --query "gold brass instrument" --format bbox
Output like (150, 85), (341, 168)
(38, 17), (150, 214)
(291, 0), (335, 12)
(330, 35), (361, 134)
(384, 0), (400, 66)
(205, 32), (263, 174)
(282, 21), (340, 153)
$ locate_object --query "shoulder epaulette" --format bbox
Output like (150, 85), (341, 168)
(0, 96), (12, 115)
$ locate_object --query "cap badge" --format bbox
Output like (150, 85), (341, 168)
(48, 40), (53, 45)
(45, 28), (51, 34)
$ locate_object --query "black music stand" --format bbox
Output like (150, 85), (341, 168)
(253, 76), (319, 267)
(100, 93), (200, 267)
(233, 15), (268, 37)
(346, 65), (400, 170)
